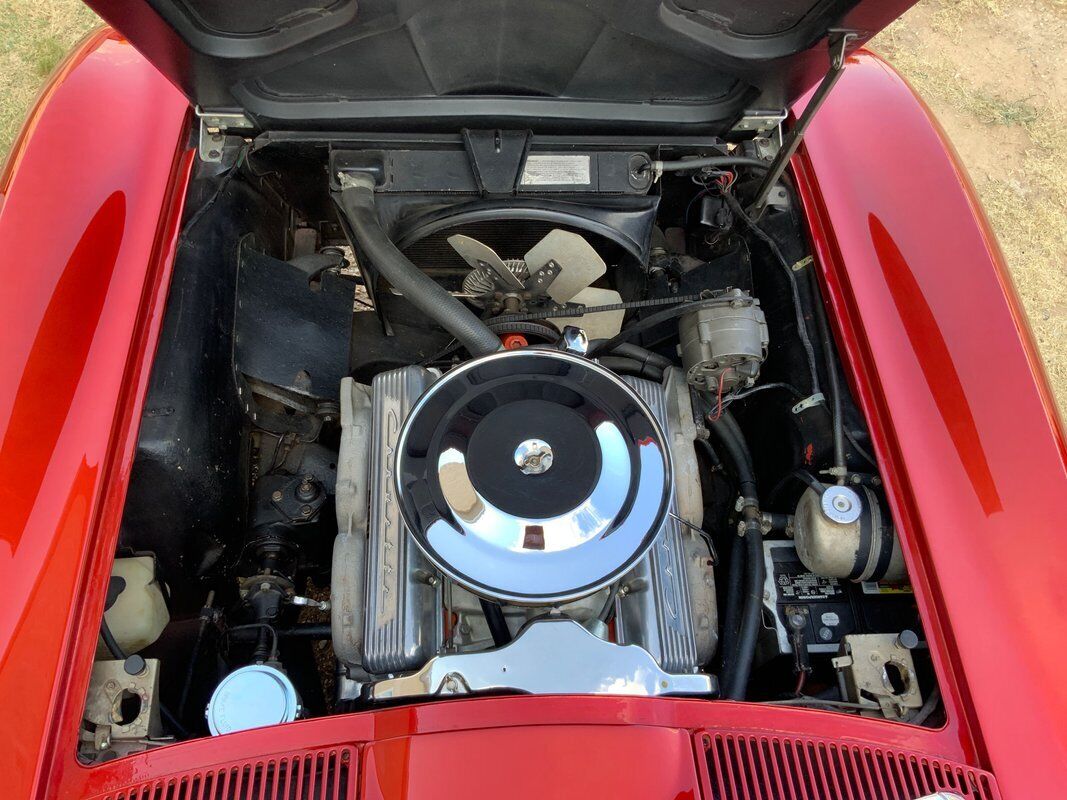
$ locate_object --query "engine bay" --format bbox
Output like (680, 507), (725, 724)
(80, 130), (942, 757)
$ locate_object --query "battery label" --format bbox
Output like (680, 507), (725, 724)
(860, 581), (915, 595)
(773, 557), (844, 601)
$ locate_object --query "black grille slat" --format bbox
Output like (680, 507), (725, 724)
(96, 747), (355, 800)
(700, 733), (999, 800)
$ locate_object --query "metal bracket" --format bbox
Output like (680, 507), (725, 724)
(369, 619), (715, 700)
(748, 31), (859, 213)
(523, 259), (561, 295)
(792, 392), (826, 414)
(832, 633), (923, 720)
(195, 108), (254, 163)
(730, 110), (788, 135)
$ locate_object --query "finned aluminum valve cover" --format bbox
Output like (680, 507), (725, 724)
(394, 349), (673, 605)
(614, 374), (700, 673)
(363, 366), (442, 674)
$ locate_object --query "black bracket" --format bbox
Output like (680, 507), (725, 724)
(462, 129), (532, 194)
(748, 31), (859, 214)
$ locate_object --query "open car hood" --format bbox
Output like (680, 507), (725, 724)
(87, 0), (914, 133)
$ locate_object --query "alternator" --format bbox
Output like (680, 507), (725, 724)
(678, 288), (768, 391)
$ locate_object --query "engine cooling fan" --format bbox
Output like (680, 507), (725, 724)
(448, 229), (625, 339)
(461, 259), (529, 302)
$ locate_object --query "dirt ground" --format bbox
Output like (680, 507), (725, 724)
(871, 0), (1067, 418)
(1, 0), (1064, 417)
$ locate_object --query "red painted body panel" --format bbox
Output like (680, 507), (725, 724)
(361, 725), (701, 799)
(792, 52), (1067, 796)
(1, 29), (1061, 800)
(0, 30), (193, 800)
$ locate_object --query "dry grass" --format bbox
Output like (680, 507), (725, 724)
(871, 0), (1067, 417)
(0, 0), (1063, 417)
(0, 0), (99, 155)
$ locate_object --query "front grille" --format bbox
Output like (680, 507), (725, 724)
(699, 733), (1000, 800)
(92, 747), (355, 800)
(88, 732), (1001, 800)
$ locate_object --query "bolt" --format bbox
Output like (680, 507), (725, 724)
(788, 613), (806, 629)
(271, 490), (283, 502)
(301, 504), (314, 517)
(832, 495), (853, 513)
(896, 630), (920, 650)
(296, 477), (318, 501)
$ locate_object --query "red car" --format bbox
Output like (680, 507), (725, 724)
(2, 1), (1064, 798)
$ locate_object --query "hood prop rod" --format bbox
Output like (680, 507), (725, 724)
(748, 31), (858, 214)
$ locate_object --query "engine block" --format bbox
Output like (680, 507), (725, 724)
(332, 360), (717, 694)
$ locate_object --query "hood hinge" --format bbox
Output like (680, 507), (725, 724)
(730, 110), (788, 136)
(196, 107), (254, 162)
(748, 30), (860, 213)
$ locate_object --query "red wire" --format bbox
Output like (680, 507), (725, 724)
(707, 367), (733, 422)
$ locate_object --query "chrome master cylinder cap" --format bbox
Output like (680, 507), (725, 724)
(206, 664), (300, 736)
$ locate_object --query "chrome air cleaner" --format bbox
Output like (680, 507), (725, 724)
(394, 349), (672, 605)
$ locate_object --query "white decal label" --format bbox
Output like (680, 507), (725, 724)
(520, 154), (591, 186)
(820, 611), (840, 627)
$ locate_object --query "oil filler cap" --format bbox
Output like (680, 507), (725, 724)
(206, 664), (300, 735)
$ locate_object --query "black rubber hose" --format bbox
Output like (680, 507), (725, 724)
(729, 526), (764, 699)
(720, 533), (745, 677)
(178, 590), (214, 719)
(598, 582), (623, 623)
(597, 356), (665, 383)
(706, 412), (764, 701)
(227, 623), (332, 640)
(100, 617), (126, 660)
(808, 267), (847, 483)
(908, 686), (942, 725)
(608, 342), (674, 370)
(654, 156), (771, 173)
(480, 599), (512, 647)
(721, 191), (822, 399)
(335, 177), (501, 357)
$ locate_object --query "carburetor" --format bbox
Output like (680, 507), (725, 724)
(678, 288), (768, 391)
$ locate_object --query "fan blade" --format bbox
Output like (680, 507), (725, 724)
(448, 234), (525, 291)
(523, 229), (606, 304)
(551, 287), (625, 340)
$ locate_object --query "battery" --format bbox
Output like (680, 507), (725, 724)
(763, 540), (919, 655)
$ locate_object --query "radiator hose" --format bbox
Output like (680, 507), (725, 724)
(334, 174), (501, 357)
(708, 411), (764, 701)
